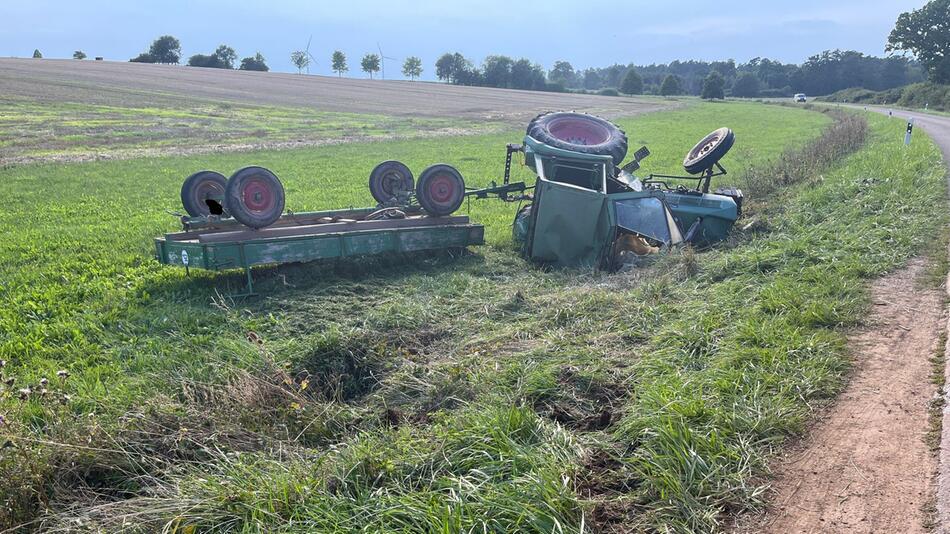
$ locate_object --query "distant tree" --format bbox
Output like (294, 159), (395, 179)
(214, 45), (237, 69)
(619, 68), (643, 94)
(187, 54), (225, 68)
(583, 68), (602, 90)
(331, 50), (348, 77)
(402, 56), (422, 80)
(148, 35), (181, 64)
(32, 49), (42, 59)
(73, 50), (86, 60)
(731, 72), (761, 97)
(239, 53), (268, 71)
(887, 0), (950, 83)
(130, 53), (155, 63)
(549, 61), (577, 87)
(482, 55), (513, 88)
(510, 58), (546, 90)
(361, 53), (381, 79)
(659, 74), (682, 96)
(435, 52), (471, 83)
(291, 50), (310, 74)
(701, 71), (726, 99)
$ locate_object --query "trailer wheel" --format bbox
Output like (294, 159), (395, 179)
(181, 170), (228, 217)
(684, 127), (735, 175)
(225, 166), (285, 229)
(416, 164), (465, 217)
(526, 112), (628, 165)
(369, 160), (414, 205)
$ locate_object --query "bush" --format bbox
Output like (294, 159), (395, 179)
(821, 82), (950, 111)
(187, 54), (226, 69)
(598, 88), (620, 97)
(130, 53), (156, 63)
(759, 87), (793, 98)
(543, 81), (566, 93)
(239, 53), (269, 72)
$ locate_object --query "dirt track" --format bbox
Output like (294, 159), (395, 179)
(745, 108), (950, 533)
(0, 58), (664, 122)
(745, 259), (945, 533)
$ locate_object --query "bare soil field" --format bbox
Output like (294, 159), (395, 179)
(0, 58), (668, 165)
(0, 58), (664, 121)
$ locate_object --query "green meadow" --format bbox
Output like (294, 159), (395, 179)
(1, 102), (945, 532)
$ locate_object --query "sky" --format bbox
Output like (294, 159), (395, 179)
(0, 0), (927, 79)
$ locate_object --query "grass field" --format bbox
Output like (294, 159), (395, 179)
(1, 101), (946, 532)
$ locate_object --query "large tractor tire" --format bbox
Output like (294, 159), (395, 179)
(416, 164), (465, 217)
(225, 166), (285, 229)
(181, 170), (228, 217)
(526, 112), (628, 165)
(683, 127), (735, 175)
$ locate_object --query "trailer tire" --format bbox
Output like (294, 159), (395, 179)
(225, 166), (285, 229)
(684, 127), (734, 175)
(369, 160), (414, 205)
(416, 164), (465, 217)
(526, 112), (628, 165)
(181, 170), (228, 217)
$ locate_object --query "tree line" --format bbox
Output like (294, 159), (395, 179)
(115, 0), (943, 98)
(128, 36), (269, 71)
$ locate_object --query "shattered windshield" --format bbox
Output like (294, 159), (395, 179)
(614, 197), (683, 245)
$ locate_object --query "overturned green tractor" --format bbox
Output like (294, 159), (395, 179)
(511, 112), (742, 268)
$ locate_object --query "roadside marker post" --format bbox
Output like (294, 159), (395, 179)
(905, 118), (915, 146)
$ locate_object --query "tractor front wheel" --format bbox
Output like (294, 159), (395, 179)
(683, 128), (735, 175)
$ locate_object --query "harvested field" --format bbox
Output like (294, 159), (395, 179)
(0, 58), (665, 120)
(0, 58), (669, 165)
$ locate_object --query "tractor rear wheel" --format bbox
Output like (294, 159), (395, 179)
(225, 166), (285, 229)
(684, 128), (735, 175)
(526, 112), (628, 165)
(416, 164), (465, 217)
(181, 170), (228, 217)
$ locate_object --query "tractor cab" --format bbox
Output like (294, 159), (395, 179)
(513, 113), (742, 269)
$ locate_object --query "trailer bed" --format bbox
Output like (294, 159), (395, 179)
(155, 213), (484, 295)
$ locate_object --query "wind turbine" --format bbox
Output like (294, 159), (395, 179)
(377, 42), (396, 80)
(305, 35), (318, 74)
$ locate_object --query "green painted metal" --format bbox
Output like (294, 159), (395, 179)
(157, 224), (484, 270)
(527, 178), (612, 268)
(519, 134), (739, 268)
(156, 222), (484, 296)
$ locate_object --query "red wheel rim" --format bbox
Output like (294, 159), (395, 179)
(547, 117), (610, 146)
(427, 173), (457, 205)
(242, 178), (275, 213)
